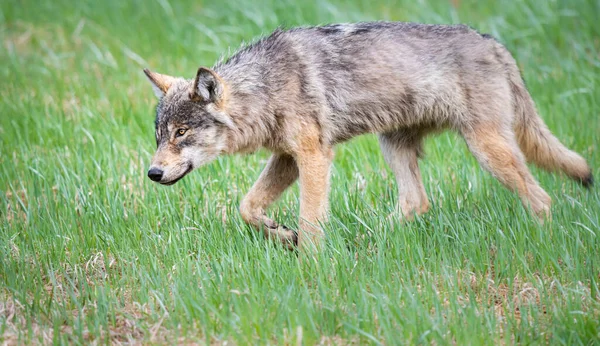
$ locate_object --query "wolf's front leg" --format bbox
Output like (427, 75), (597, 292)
(240, 154), (299, 249)
(295, 136), (334, 251)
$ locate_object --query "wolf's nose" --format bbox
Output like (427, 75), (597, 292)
(147, 168), (163, 182)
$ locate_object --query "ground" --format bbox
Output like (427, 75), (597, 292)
(1, 0), (599, 344)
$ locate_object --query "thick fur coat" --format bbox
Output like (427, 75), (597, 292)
(144, 22), (592, 250)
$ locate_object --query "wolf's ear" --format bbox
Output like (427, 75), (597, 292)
(191, 67), (225, 105)
(143, 69), (176, 99)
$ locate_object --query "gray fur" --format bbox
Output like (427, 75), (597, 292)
(145, 22), (591, 249)
(215, 23), (494, 144)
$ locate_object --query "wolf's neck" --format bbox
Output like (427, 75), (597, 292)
(215, 59), (281, 154)
(222, 87), (276, 155)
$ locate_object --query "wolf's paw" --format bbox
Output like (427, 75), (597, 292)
(386, 202), (430, 228)
(526, 184), (552, 223)
(263, 223), (298, 250)
(534, 204), (552, 224)
(386, 206), (419, 225)
(386, 210), (412, 226)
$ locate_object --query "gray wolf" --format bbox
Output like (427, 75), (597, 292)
(144, 22), (593, 250)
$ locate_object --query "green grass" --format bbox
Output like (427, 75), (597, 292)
(1, 0), (599, 344)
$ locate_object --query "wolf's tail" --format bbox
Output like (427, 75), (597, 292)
(496, 44), (593, 187)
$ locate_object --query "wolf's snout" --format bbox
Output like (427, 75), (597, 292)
(147, 167), (164, 182)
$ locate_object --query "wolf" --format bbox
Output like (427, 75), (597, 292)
(144, 22), (593, 250)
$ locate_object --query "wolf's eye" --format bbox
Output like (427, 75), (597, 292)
(176, 129), (187, 137)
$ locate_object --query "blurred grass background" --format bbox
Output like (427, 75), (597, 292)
(1, 0), (599, 344)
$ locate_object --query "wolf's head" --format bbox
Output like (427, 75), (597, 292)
(144, 67), (233, 185)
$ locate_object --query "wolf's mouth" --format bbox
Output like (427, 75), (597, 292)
(160, 164), (193, 186)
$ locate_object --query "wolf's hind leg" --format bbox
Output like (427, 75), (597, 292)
(461, 124), (552, 219)
(240, 154), (299, 249)
(378, 130), (430, 220)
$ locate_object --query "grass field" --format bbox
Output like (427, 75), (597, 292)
(1, 0), (599, 344)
